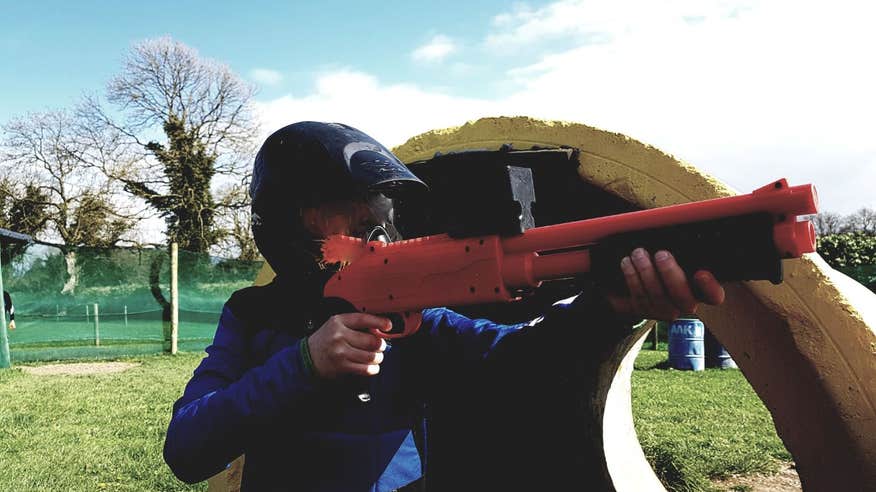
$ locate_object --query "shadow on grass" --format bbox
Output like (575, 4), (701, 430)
(648, 446), (712, 492)
(634, 349), (672, 370)
(640, 358), (673, 370)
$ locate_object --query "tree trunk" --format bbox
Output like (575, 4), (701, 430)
(61, 249), (79, 295)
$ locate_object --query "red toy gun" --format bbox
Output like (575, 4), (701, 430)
(321, 179), (818, 338)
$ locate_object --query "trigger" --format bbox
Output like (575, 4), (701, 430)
(376, 312), (423, 339)
(400, 312), (423, 337)
(386, 313), (406, 335)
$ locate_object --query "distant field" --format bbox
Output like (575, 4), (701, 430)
(6, 318), (218, 363)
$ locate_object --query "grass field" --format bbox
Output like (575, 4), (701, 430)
(0, 353), (205, 491)
(632, 351), (791, 491)
(0, 349), (792, 491)
(8, 318), (219, 345)
(6, 319), (218, 363)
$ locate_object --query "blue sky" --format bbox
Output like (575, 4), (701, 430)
(2, 0), (875, 218)
(0, 0), (535, 115)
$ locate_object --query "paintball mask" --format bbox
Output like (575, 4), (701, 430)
(250, 121), (426, 279)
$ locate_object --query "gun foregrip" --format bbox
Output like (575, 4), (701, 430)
(589, 213), (783, 293)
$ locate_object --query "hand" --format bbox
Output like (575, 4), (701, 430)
(7, 320), (13, 330)
(604, 248), (725, 321)
(307, 313), (390, 379)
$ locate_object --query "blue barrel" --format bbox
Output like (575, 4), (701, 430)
(705, 328), (738, 369)
(668, 318), (705, 371)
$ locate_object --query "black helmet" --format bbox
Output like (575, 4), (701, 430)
(250, 121), (427, 279)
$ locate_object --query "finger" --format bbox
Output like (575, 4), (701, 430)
(346, 362), (382, 376)
(344, 346), (385, 365)
(345, 329), (387, 352)
(653, 250), (698, 315)
(336, 313), (392, 333)
(620, 255), (649, 314)
(631, 248), (671, 310)
(693, 270), (726, 305)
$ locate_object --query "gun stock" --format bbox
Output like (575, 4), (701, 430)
(322, 179), (818, 338)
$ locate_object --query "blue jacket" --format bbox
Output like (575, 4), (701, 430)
(163, 278), (604, 491)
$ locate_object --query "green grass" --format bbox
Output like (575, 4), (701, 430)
(0, 349), (791, 491)
(633, 350), (791, 491)
(0, 352), (207, 492)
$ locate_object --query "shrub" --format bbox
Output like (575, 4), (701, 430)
(816, 233), (876, 291)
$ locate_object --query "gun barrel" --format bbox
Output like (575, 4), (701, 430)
(501, 180), (818, 255)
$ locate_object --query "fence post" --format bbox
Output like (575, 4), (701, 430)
(93, 303), (100, 347)
(653, 321), (659, 350)
(56, 304), (60, 322)
(86, 304), (90, 323)
(124, 305), (128, 328)
(0, 242), (11, 369)
(170, 242), (178, 355)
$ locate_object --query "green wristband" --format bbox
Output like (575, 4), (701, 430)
(299, 336), (316, 377)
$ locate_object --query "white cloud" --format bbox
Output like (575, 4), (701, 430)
(485, 0), (755, 50)
(495, 1), (876, 205)
(250, 68), (283, 86)
(255, 0), (876, 215)
(411, 35), (458, 63)
(255, 69), (498, 147)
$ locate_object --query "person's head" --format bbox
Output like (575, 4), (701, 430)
(250, 121), (427, 280)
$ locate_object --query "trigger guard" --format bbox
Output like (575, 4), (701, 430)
(372, 311), (423, 339)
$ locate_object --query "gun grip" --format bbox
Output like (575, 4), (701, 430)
(319, 298), (422, 339)
(316, 297), (359, 325)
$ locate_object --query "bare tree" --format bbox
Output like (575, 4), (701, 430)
(845, 207), (876, 234)
(1, 110), (139, 293)
(812, 211), (847, 236)
(79, 36), (259, 253)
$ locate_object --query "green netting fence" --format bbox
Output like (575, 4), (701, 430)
(2, 243), (263, 363)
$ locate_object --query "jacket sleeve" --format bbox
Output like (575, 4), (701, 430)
(418, 286), (640, 362)
(418, 307), (525, 363)
(163, 304), (318, 484)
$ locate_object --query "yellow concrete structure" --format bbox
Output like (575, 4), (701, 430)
(214, 116), (875, 491)
(392, 116), (876, 491)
